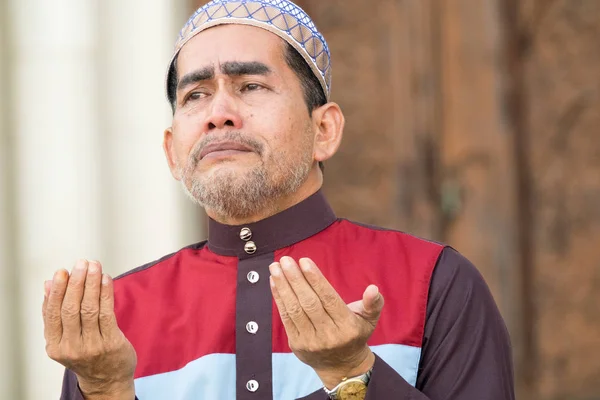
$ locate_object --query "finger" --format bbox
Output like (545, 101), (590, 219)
(363, 285), (384, 315)
(347, 285), (385, 328)
(44, 280), (52, 297)
(42, 280), (52, 318)
(298, 258), (348, 319)
(280, 257), (329, 325)
(81, 261), (103, 342)
(60, 259), (89, 338)
(269, 261), (314, 332)
(99, 274), (118, 338)
(44, 270), (69, 346)
(270, 275), (299, 337)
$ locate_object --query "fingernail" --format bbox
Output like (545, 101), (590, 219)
(269, 262), (281, 276)
(299, 258), (312, 271)
(102, 274), (110, 285)
(269, 276), (275, 288)
(280, 257), (293, 268)
(75, 259), (87, 271)
(54, 269), (67, 282)
(88, 263), (98, 274)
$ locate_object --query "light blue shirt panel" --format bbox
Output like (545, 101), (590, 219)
(133, 344), (421, 399)
(134, 353), (236, 399)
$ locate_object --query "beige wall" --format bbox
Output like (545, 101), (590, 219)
(0, 0), (200, 398)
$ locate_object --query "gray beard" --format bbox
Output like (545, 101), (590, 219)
(178, 133), (313, 221)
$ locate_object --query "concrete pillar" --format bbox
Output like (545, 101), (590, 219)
(6, 0), (197, 398)
(9, 1), (104, 398)
(0, 0), (20, 398)
(98, 0), (200, 273)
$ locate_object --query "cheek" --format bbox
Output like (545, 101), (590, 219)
(276, 116), (311, 152)
(172, 117), (204, 161)
(270, 130), (310, 160)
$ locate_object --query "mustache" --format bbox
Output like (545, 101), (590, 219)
(188, 132), (264, 168)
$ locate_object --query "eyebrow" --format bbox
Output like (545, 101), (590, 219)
(221, 61), (272, 76)
(177, 66), (215, 92)
(177, 61), (272, 92)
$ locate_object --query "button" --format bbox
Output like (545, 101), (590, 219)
(246, 379), (259, 392)
(247, 271), (259, 283)
(246, 321), (259, 334)
(244, 241), (257, 254)
(240, 227), (252, 241)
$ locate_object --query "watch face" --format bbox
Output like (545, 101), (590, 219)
(338, 381), (367, 400)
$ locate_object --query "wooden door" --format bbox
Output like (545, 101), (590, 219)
(188, 1), (600, 398)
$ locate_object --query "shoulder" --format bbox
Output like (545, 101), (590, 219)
(426, 247), (504, 332)
(429, 247), (493, 305)
(111, 240), (209, 319)
(334, 218), (446, 263)
(114, 240), (208, 282)
(336, 218), (444, 246)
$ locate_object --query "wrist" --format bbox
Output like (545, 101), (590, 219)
(317, 348), (375, 390)
(78, 378), (135, 400)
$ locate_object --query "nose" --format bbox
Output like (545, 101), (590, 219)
(203, 91), (243, 132)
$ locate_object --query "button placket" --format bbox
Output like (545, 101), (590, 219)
(236, 253), (273, 398)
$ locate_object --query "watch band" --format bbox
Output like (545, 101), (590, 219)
(323, 369), (372, 400)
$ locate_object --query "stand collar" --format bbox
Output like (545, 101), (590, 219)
(207, 190), (336, 259)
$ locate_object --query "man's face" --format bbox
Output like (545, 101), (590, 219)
(165, 24), (316, 220)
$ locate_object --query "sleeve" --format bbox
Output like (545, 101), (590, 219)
(298, 247), (515, 400)
(412, 247), (515, 399)
(60, 369), (139, 400)
(60, 370), (84, 400)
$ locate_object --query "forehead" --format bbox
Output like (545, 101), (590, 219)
(177, 24), (286, 74)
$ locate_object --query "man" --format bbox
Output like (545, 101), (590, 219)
(43, 0), (515, 399)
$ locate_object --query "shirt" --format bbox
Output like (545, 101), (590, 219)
(61, 190), (515, 399)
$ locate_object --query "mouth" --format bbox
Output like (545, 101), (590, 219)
(198, 142), (255, 161)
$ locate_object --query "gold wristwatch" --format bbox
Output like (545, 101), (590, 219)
(323, 369), (372, 400)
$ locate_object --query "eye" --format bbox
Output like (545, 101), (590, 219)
(184, 91), (208, 104)
(241, 83), (263, 92)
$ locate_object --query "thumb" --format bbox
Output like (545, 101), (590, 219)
(347, 285), (384, 327)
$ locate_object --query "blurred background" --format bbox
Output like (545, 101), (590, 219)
(0, 0), (598, 399)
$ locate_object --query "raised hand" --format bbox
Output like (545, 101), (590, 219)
(269, 256), (384, 389)
(43, 259), (137, 400)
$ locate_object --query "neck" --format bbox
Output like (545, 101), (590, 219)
(205, 167), (323, 225)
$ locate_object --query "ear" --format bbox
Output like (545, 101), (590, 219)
(311, 102), (345, 163)
(163, 127), (182, 181)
